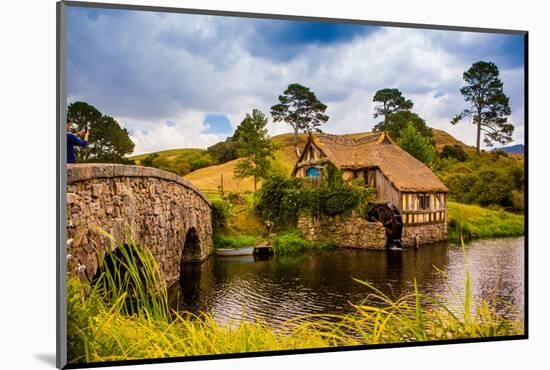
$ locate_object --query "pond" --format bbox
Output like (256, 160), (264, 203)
(169, 237), (524, 326)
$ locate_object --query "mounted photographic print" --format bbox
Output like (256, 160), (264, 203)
(56, 1), (527, 368)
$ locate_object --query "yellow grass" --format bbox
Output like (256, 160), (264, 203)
(184, 133), (309, 192)
(229, 203), (265, 235)
(184, 159), (255, 192)
(431, 129), (475, 153)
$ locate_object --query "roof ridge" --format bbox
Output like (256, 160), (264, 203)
(313, 132), (381, 146)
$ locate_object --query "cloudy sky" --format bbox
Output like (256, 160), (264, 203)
(67, 6), (525, 155)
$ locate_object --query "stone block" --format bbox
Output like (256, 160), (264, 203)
(67, 192), (77, 204)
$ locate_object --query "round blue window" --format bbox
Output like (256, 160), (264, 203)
(306, 167), (319, 177)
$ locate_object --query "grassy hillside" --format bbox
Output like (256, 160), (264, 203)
(130, 148), (205, 164)
(184, 130), (475, 192)
(431, 129), (476, 153)
(185, 133), (309, 192)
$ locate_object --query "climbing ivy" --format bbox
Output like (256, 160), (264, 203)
(256, 169), (374, 230)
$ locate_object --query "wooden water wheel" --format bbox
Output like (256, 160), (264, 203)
(368, 202), (403, 248)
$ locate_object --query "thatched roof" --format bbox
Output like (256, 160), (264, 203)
(295, 132), (448, 193)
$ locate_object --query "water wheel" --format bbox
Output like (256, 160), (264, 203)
(368, 202), (403, 248)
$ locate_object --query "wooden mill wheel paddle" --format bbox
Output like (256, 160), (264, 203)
(368, 202), (403, 248)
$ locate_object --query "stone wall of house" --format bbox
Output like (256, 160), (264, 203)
(66, 163), (212, 287)
(297, 213), (448, 249)
(297, 213), (387, 249)
(401, 222), (448, 247)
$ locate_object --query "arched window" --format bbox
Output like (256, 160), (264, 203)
(306, 167), (320, 177)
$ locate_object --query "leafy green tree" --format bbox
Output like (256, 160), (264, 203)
(373, 110), (432, 141)
(234, 109), (276, 191)
(207, 138), (240, 164)
(271, 83), (329, 153)
(67, 101), (135, 162)
(397, 123), (437, 166)
(173, 161), (192, 176)
(372, 88), (413, 123)
(67, 101), (102, 130)
(452, 61), (513, 155)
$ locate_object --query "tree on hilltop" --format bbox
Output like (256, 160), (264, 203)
(372, 88), (413, 123)
(271, 83), (329, 155)
(373, 110), (433, 142)
(451, 61), (513, 155)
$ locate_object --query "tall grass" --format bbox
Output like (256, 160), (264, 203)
(272, 230), (312, 254)
(447, 202), (524, 242)
(68, 240), (170, 363)
(67, 235), (523, 364)
(94, 240), (169, 321)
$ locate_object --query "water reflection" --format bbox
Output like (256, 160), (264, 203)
(169, 237), (524, 326)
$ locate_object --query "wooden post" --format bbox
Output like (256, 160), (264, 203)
(220, 173), (224, 195)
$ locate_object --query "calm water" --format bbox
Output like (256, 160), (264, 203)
(169, 237), (524, 325)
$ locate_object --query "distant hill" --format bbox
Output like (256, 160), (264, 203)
(130, 148), (205, 164)
(492, 144), (524, 154)
(431, 129), (476, 153)
(132, 129), (473, 193)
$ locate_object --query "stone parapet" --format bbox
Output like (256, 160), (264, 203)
(66, 164), (212, 287)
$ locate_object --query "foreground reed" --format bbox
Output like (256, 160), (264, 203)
(67, 239), (523, 364)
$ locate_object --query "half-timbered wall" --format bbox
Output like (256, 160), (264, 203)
(401, 192), (447, 225)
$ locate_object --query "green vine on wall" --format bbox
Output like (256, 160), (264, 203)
(256, 165), (374, 230)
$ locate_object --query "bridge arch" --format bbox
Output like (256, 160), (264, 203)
(66, 163), (212, 287)
(182, 227), (201, 262)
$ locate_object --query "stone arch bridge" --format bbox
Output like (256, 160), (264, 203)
(66, 163), (212, 287)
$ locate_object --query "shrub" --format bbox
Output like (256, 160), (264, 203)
(255, 175), (303, 223)
(491, 150), (509, 159)
(316, 239), (337, 250)
(256, 174), (373, 229)
(173, 161), (192, 176)
(440, 144), (468, 162)
(272, 231), (312, 254)
(141, 153), (159, 167)
(319, 187), (367, 217)
(437, 152), (524, 210)
(211, 199), (231, 233)
(223, 192), (245, 205)
(213, 234), (256, 249)
(511, 190), (525, 211)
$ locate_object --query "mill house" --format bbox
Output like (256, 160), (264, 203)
(292, 132), (449, 247)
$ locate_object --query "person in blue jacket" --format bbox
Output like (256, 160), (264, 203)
(67, 120), (89, 163)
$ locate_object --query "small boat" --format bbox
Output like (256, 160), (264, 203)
(217, 255), (255, 263)
(215, 246), (255, 257)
